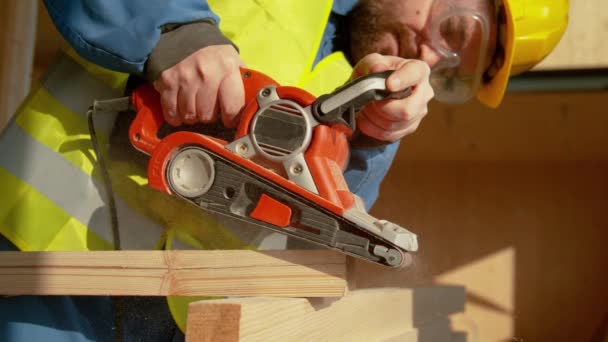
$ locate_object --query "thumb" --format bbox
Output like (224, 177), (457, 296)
(367, 62), (391, 74)
(352, 53), (394, 79)
(352, 62), (391, 80)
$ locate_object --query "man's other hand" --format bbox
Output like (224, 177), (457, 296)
(351, 53), (434, 142)
(153, 45), (245, 128)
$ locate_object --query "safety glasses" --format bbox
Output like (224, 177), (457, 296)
(426, 2), (491, 103)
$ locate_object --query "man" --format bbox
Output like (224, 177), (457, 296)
(0, 0), (568, 340)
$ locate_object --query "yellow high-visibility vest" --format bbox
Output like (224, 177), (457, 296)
(0, 0), (353, 332)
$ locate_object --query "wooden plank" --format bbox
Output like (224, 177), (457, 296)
(0, 0), (37, 131)
(0, 250), (346, 297)
(381, 318), (453, 342)
(185, 287), (465, 341)
(186, 303), (242, 342)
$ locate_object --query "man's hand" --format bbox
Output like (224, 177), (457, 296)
(153, 45), (245, 128)
(352, 53), (434, 142)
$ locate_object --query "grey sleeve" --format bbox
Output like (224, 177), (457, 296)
(144, 20), (237, 81)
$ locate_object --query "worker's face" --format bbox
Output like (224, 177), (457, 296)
(349, 0), (498, 77)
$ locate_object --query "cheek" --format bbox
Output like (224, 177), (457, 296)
(375, 33), (400, 56)
(396, 11), (428, 33)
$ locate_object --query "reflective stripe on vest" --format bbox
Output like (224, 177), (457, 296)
(0, 123), (112, 250)
(0, 54), (166, 250)
(58, 54), (253, 251)
(0, 50), (252, 251)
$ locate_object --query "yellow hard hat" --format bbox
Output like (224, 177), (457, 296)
(477, 0), (570, 108)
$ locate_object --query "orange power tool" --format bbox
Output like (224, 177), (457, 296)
(92, 68), (418, 267)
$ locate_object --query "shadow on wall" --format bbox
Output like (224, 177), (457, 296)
(354, 91), (608, 341)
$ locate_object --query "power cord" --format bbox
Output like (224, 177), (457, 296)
(86, 97), (131, 251)
(86, 96), (132, 342)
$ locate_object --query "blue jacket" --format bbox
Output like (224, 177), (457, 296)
(44, 0), (221, 73)
(44, 0), (357, 74)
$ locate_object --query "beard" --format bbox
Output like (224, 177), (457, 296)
(347, 0), (392, 64)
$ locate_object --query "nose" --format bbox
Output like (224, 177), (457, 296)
(418, 44), (442, 68)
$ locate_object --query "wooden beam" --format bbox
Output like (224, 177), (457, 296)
(0, 250), (346, 297)
(185, 286), (465, 341)
(0, 0), (37, 131)
(381, 318), (454, 342)
(396, 91), (608, 163)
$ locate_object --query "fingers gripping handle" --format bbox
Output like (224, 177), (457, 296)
(129, 68), (279, 156)
(320, 71), (412, 113)
(311, 70), (412, 131)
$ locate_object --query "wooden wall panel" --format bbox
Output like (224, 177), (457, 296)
(32, 0), (66, 79)
(395, 91), (608, 162)
(0, 0), (37, 131)
(535, 0), (608, 70)
(364, 161), (608, 342)
(361, 90), (608, 342)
